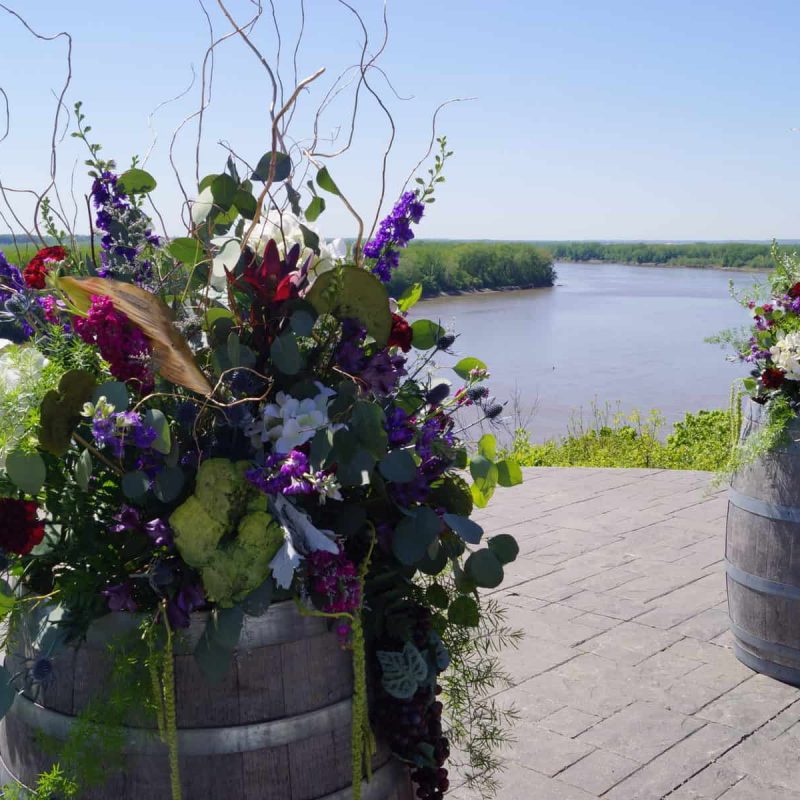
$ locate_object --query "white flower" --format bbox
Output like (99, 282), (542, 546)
(247, 210), (346, 283)
(307, 471), (343, 504)
(770, 332), (800, 380)
(248, 382), (341, 454)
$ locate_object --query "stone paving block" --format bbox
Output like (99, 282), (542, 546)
(673, 608), (731, 642)
(507, 722), (594, 776)
(669, 764), (745, 799)
(632, 574), (726, 628)
(716, 731), (800, 793)
(452, 762), (598, 800)
(518, 660), (634, 718)
(579, 621), (682, 666)
(695, 674), (799, 733)
(759, 699), (800, 739)
(539, 707), (601, 738)
(558, 748), (640, 795)
(573, 610), (622, 632)
(718, 775), (800, 799)
(604, 723), (743, 800)
(495, 684), (565, 722)
(675, 656), (753, 693)
(577, 701), (703, 763)
(570, 565), (643, 593)
(633, 649), (702, 688)
(710, 629), (735, 649)
(500, 635), (577, 685)
(562, 589), (649, 621)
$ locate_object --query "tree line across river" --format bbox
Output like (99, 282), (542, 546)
(1, 236), (788, 299)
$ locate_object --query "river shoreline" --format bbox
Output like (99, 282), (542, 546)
(555, 258), (771, 274)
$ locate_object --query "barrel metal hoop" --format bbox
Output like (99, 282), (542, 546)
(9, 693), (353, 756)
(726, 559), (800, 602)
(728, 487), (800, 524)
(730, 621), (800, 662)
(733, 642), (800, 687)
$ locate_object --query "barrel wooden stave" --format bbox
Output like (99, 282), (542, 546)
(0, 602), (413, 799)
(727, 401), (800, 685)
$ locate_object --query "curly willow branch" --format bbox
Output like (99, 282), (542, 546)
(0, 4), (73, 242)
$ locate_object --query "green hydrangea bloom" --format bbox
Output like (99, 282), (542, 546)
(169, 459), (284, 606)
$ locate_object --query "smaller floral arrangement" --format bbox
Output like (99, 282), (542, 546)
(735, 250), (800, 405)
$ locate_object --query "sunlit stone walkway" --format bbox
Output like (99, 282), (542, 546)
(452, 468), (800, 800)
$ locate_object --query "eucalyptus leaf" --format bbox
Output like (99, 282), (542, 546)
(153, 467), (185, 504)
(442, 513), (483, 545)
(497, 458), (523, 487)
(465, 548), (504, 589)
(397, 283), (423, 313)
(6, 451), (46, 495)
(270, 332), (303, 375)
(121, 470), (149, 501)
(210, 174), (238, 210)
(478, 434), (497, 461)
(410, 320), (445, 350)
(488, 534), (520, 565)
(252, 151), (292, 183)
(392, 506), (441, 565)
(93, 381), (129, 413)
(168, 237), (206, 266)
(143, 409), (171, 455)
(117, 168), (157, 194)
(75, 448), (92, 492)
(453, 356), (488, 380)
(378, 449), (417, 483)
(316, 166), (340, 195)
(305, 196), (326, 222)
(351, 401), (388, 457)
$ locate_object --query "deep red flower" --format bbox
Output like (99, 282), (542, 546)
(23, 246), (67, 289)
(0, 499), (45, 555)
(388, 313), (413, 352)
(761, 367), (786, 389)
(788, 282), (800, 299)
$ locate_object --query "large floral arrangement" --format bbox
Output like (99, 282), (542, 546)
(0, 97), (522, 797)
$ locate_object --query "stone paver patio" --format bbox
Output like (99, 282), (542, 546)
(451, 468), (800, 799)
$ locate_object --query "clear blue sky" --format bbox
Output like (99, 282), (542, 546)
(1, 0), (800, 241)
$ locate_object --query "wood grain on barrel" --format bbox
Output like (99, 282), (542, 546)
(727, 400), (800, 684)
(0, 601), (412, 799)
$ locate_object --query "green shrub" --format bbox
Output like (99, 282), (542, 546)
(509, 405), (735, 472)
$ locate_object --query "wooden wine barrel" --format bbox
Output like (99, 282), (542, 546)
(727, 399), (800, 686)
(0, 601), (413, 799)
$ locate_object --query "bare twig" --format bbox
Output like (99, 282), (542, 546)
(400, 98), (475, 195)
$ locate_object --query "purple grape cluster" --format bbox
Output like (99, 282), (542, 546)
(373, 608), (451, 798)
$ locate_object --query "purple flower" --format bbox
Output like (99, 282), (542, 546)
(145, 518), (173, 548)
(385, 407), (415, 447)
(364, 191), (425, 282)
(102, 581), (137, 613)
(90, 171), (158, 287)
(167, 581), (205, 628)
(246, 450), (313, 496)
(361, 351), (406, 396)
(110, 505), (142, 534)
